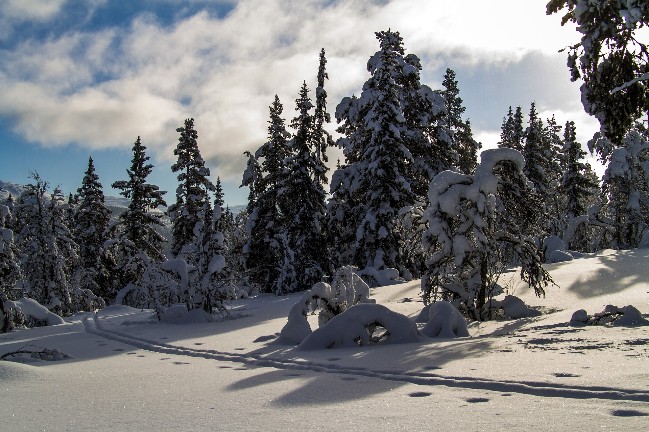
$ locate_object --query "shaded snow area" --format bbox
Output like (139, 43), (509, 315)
(2, 250), (649, 431)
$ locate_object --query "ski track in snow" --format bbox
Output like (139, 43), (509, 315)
(83, 313), (649, 403)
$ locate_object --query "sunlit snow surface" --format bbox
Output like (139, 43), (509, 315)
(2, 249), (649, 431)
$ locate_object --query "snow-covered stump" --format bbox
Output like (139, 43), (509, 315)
(297, 303), (421, 350)
(419, 301), (469, 338)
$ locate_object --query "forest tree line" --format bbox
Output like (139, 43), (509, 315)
(1, 24), (649, 328)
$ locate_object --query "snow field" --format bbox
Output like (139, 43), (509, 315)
(2, 249), (649, 430)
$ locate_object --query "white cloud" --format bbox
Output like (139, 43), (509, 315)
(0, 0), (67, 21)
(0, 0), (591, 184)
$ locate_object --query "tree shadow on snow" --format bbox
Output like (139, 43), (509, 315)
(556, 250), (649, 299)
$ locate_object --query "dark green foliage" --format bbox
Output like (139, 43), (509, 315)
(169, 118), (216, 260)
(75, 157), (112, 300)
(562, 121), (599, 219)
(111, 137), (167, 293)
(440, 68), (481, 174)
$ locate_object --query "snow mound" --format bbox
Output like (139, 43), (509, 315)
(570, 305), (648, 326)
(543, 235), (573, 263)
(499, 295), (542, 319)
(419, 301), (469, 338)
(279, 267), (374, 345)
(0, 361), (47, 381)
(297, 303), (421, 350)
(11, 298), (65, 326)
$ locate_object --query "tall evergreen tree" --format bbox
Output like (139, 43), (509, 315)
(111, 137), (167, 297)
(499, 106), (525, 152)
(313, 48), (333, 185)
(561, 121), (600, 251)
(75, 156), (112, 299)
(243, 96), (292, 292)
(440, 68), (481, 174)
(331, 30), (446, 273)
(169, 118), (216, 261)
(276, 82), (328, 293)
(562, 121), (598, 219)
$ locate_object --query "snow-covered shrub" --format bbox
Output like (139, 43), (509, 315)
(570, 305), (648, 326)
(419, 301), (469, 338)
(297, 303), (421, 350)
(279, 266), (374, 344)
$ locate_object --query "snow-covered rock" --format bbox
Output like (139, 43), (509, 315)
(297, 304), (421, 350)
(419, 301), (469, 338)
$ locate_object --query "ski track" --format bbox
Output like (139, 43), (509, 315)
(83, 313), (649, 403)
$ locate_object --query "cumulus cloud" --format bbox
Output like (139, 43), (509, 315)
(0, 0), (591, 184)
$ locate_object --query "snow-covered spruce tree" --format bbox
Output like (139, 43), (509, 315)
(542, 115), (567, 236)
(498, 106), (525, 152)
(74, 156), (112, 300)
(0, 204), (21, 297)
(1, 203), (23, 332)
(589, 127), (649, 249)
(168, 118), (216, 261)
(14, 176), (94, 316)
(522, 103), (564, 237)
(242, 96), (292, 293)
(561, 120), (600, 251)
(440, 68), (481, 174)
(421, 149), (551, 321)
(110, 137), (167, 304)
(275, 82), (329, 293)
(330, 30), (446, 274)
(193, 195), (228, 313)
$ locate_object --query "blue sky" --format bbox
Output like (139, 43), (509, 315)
(0, 0), (600, 206)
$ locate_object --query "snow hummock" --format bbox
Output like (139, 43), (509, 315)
(297, 303), (421, 350)
(10, 298), (65, 326)
(419, 301), (469, 338)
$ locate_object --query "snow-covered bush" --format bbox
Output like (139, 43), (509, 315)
(418, 301), (469, 338)
(570, 305), (648, 326)
(297, 303), (421, 350)
(279, 266), (374, 344)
